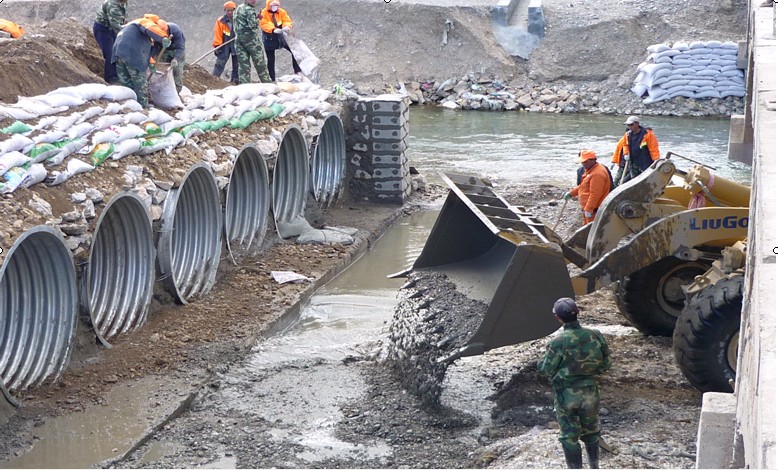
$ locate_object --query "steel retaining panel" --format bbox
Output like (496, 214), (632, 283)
(158, 163), (223, 304)
(86, 192), (155, 347)
(311, 113), (346, 205)
(225, 144), (271, 258)
(0, 226), (78, 395)
(272, 125), (310, 238)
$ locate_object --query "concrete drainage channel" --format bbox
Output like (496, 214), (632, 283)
(0, 117), (347, 406)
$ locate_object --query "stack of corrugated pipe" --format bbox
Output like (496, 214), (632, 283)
(0, 115), (346, 405)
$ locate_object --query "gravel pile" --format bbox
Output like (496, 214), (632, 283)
(384, 271), (489, 407)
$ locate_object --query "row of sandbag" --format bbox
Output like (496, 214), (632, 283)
(631, 40), (745, 104)
(0, 78), (333, 193)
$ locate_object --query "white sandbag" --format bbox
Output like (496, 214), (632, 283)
(33, 130), (68, 144)
(689, 41), (706, 49)
(33, 93), (86, 108)
(111, 138), (143, 160)
(647, 86), (670, 99)
(720, 88), (746, 98)
(147, 108), (174, 125)
(120, 100), (144, 112)
(658, 78), (690, 89)
(124, 112), (150, 124)
(0, 164), (46, 193)
(53, 112), (83, 131)
(0, 106), (38, 121)
(149, 68), (184, 110)
(13, 98), (62, 117)
(76, 106), (105, 123)
(47, 158), (95, 186)
(0, 151), (32, 175)
(668, 89), (695, 98)
(73, 83), (110, 101)
(688, 79), (716, 87)
(218, 105), (238, 121)
(92, 124), (145, 145)
(648, 75), (670, 87)
(93, 114), (126, 130)
(0, 134), (35, 154)
(287, 36), (320, 74)
(28, 143), (62, 163)
(102, 102), (123, 115)
(32, 115), (59, 131)
(672, 41), (690, 51)
(646, 43), (671, 53)
(68, 122), (96, 140)
(102, 85), (137, 102)
(47, 138), (88, 166)
(161, 119), (188, 134)
(183, 95), (206, 110)
(179, 86), (192, 98)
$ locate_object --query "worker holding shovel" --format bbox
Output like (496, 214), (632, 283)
(259, 0), (302, 81)
(212, 1), (239, 84)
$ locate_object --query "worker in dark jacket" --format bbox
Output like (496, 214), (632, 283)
(233, 0), (272, 84)
(212, 1), (239, 84)
(112, 16), (170, 108)
(539, 297), (611, 469)
(259, 0), (302, 81)
(92, 0), (128, 83)
(151, 21), (186, 92)
(612, 115), (660, 185)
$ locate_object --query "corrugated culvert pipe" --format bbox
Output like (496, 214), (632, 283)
(310, 113), (346, 206)
(225, 144), (271, 259)
(84, 192), (155, 347)
(158, 163), (223, 304)
(272, 125), (310, 238)
(0, 226), (78, 405)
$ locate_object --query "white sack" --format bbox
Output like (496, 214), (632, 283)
(149, 68), (184, 110)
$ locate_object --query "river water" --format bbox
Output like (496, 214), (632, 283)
(1, 108), (748, 468)
(408, 107), (751, 186)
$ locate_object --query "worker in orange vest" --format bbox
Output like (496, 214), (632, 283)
(0, 19), (25, 39)
(212, 1), (239, 84)
(564, 150), (612, 225)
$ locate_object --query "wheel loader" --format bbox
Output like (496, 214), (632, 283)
(392, 156), (750, 393)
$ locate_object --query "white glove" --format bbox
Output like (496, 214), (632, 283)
(170, 58), (178, 67)
(282, 26), (291, 32)
(273, 28), (283, 34)
(584, 211), (593, 218)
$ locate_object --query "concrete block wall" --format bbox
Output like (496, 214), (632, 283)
(345, 95), (411, 204)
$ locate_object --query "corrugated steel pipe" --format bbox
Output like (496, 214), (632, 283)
(311, 113), (346, 206)
(272, 125), (311, 239)
(0, 226), (78, 404)
(225, 144), (271, 259)
(84, 192), (155, 347)
(158, 163), (223, 304)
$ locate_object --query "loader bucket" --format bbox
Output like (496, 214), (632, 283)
(411, 173), (575, 363)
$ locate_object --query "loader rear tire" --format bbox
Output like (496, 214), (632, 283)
(673, 275), (742, 393)
(616, 257), (711, 336)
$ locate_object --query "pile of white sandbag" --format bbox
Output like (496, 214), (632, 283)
(631, 41), (745, 104)
(0, 76), (333, 194)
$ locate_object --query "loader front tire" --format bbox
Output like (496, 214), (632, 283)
(616, 257), (711, 336)
(673, 275), (742, 393)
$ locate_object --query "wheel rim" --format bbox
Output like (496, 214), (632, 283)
(656, 262), (708, 318)
(727, 330), (739, 373)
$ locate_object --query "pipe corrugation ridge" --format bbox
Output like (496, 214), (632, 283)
(158, 163), (223, 304)
(272, 125), (309, 228)
(226, 144), (271, 257)
(0, 226), (77, 392)
(311, 114), (346, 205)
(86, 192), (155, 346)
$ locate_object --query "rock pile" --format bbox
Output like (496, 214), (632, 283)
(389, 75), (745, 117)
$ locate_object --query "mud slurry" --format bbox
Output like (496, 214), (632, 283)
(384, 271), (489, 407)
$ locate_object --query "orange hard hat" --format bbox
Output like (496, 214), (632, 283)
(157, 19), (169, 35)
(224, 1), (237, 9)
(577, 149), (597, 163)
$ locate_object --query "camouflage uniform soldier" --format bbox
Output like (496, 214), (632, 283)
(93, 0), (128, 83)
(538, 297), (611, 469)
(233, 0), (272, 84)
